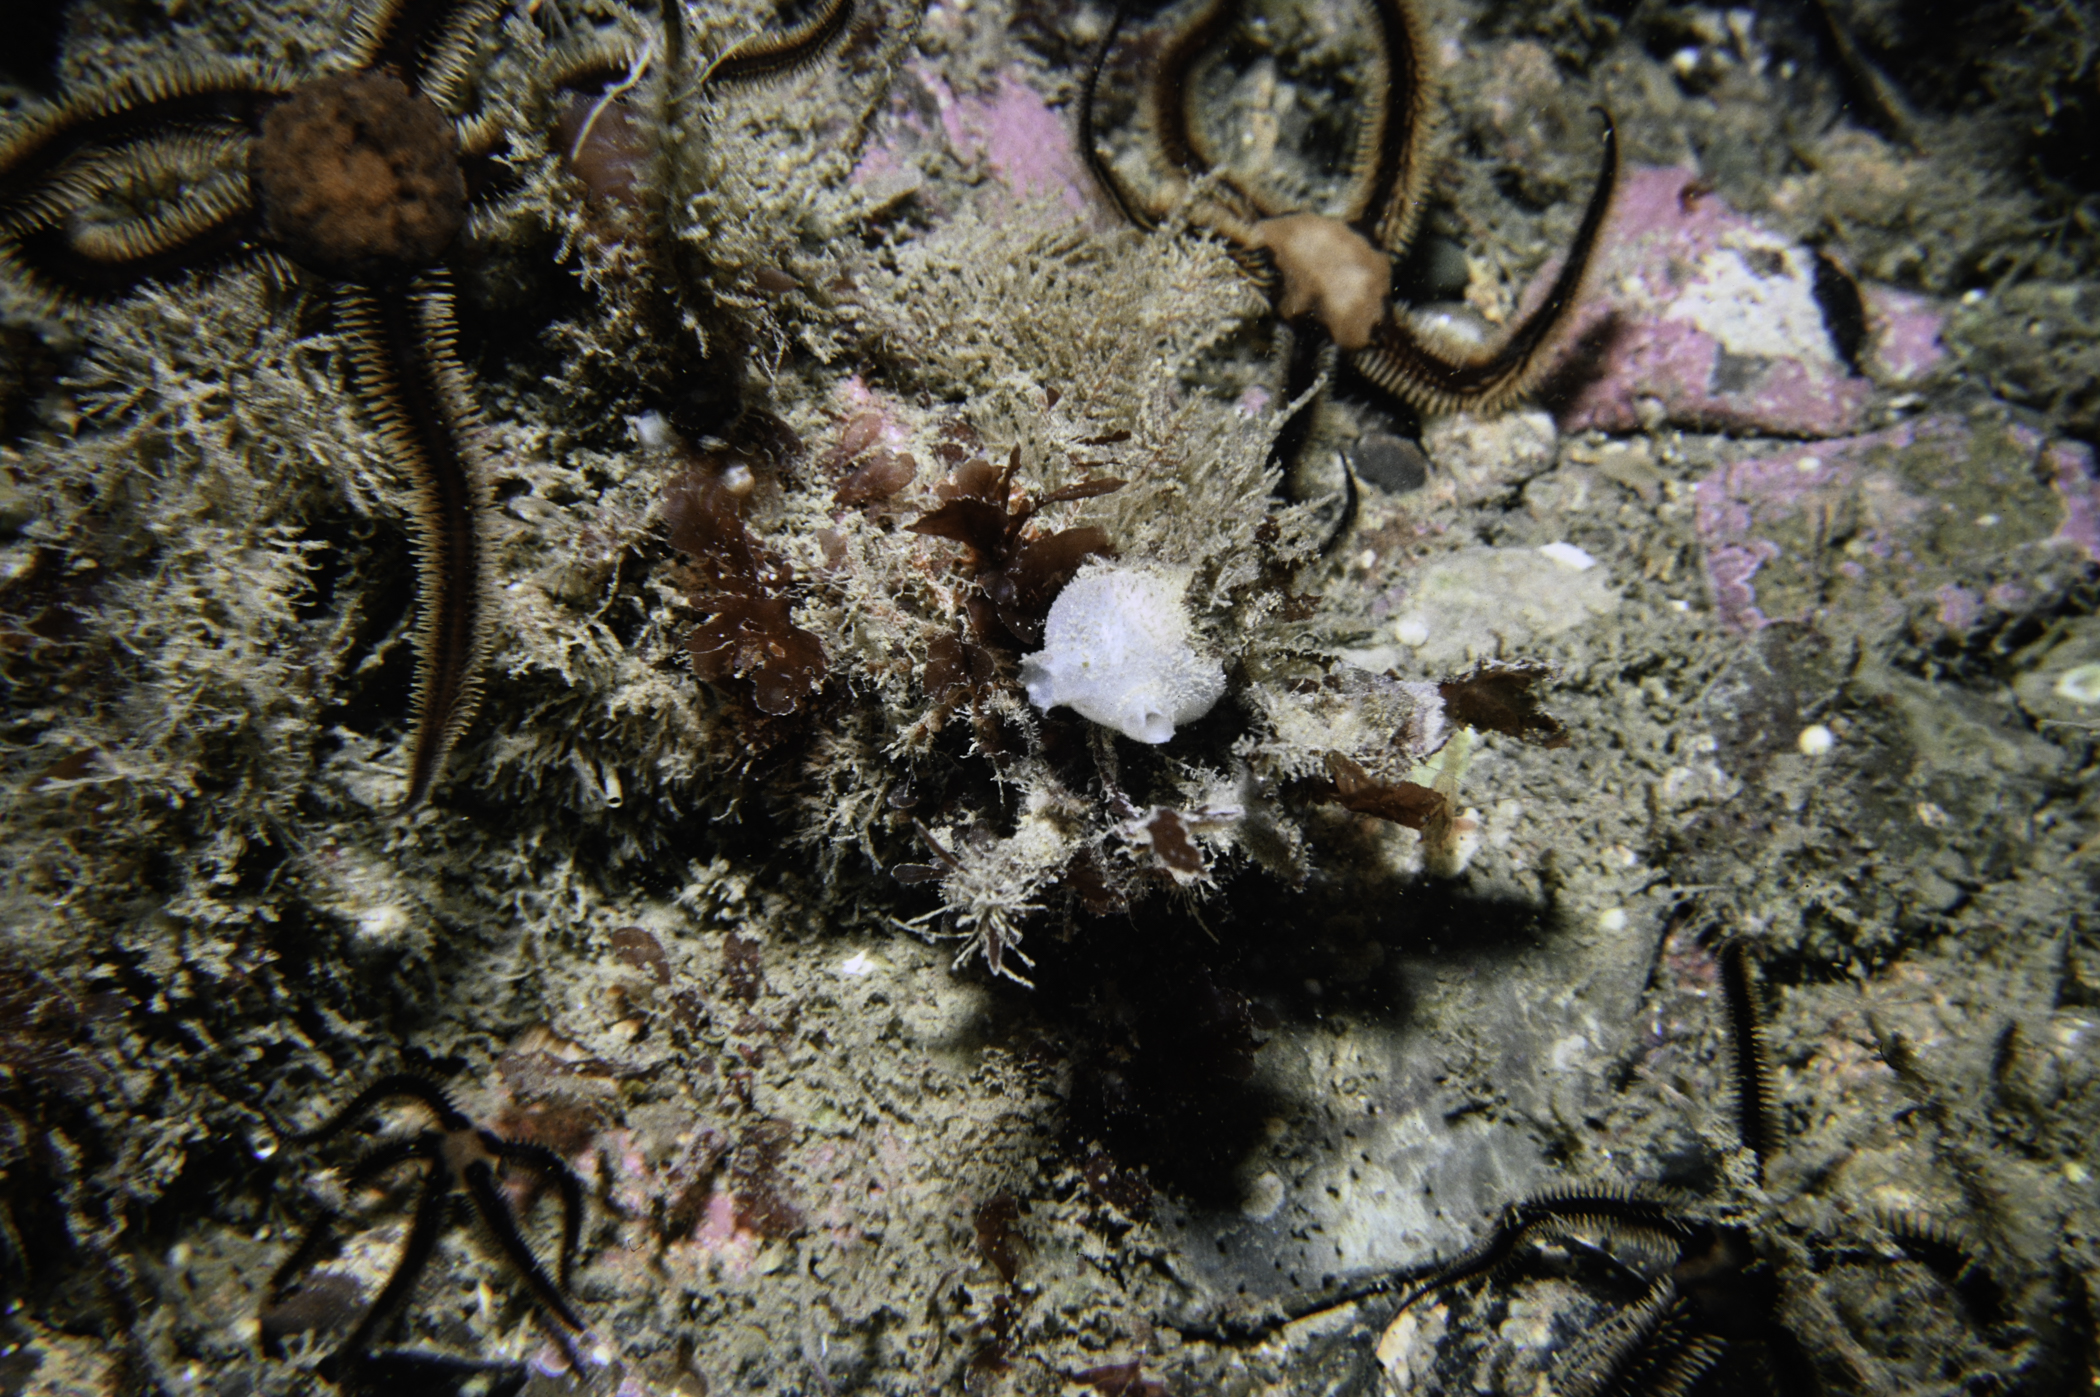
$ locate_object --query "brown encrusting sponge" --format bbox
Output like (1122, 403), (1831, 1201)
(252, 71), (465, 282)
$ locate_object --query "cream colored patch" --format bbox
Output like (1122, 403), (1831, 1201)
(1253, 213), (1390, 350)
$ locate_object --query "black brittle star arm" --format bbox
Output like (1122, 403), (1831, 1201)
(1352, 107), (1619, 415)
(262, 1133), (434, 1345)
(268, 1074), (589, 1373)
(708, 0), (860, 85)
(1081, 0), (1433, 292)
(457, 1138), (589, 1332)
(1382, 1184), (1699, 1316)
(0, 62), (295, 309)
(336, 282), (493, 810)
(1081, 0), (1255, 244)
(649, 0), (858, 96)
(346, 0), (509, 123)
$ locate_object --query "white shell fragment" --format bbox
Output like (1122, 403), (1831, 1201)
(1019, 565), (1225, 743)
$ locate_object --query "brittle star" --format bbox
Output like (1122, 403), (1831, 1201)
(263, 1073), (589, 1382)
(1162, 936), (2065, 1393)
(1368, 941), (2054, 1393)
(0, 0), (855, 806)
(1079, 0), (1618, 514)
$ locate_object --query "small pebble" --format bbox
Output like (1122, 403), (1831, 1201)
(1350, 432), (1429, 493)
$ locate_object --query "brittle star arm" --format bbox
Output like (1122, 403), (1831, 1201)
(458, 1150), (588, 1336)
(290, 1072), (477, 1146)
(706, 0), (859, 86)
(1386, 1185), (1696, 1315)
(1349, 107), (1619, 415)
(265, 1134), (435, 1318)
(1350, 0), (1436, 253)
(1080, 0), (1259, 244)
(346, 0), (509, 111)
(1719, 937), (1777, 1182)
(0, 64), (292, 310)
(327, 1136), (453, 1376)
(1089, 0), (1433, 244)
(1077, 0), (1149, 229)
(1170, 0), (1434, 246)
(486, 1137), (589, 1294)
(336, 277), (493, 809)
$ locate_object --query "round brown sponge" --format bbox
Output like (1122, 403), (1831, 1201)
(253, 71), (465, 282)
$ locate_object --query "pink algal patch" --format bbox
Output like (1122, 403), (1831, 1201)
(1935, 584), (1983, 631)
(944, 70), (1095, 217)
(830, 376), (912, 446)
(1552, 166), (1871, 438)
(1695, 417), (2100, 632)
(1694, 419), (1940, 629)
(853, 62), (1097, 220)
(691, 1189), (765, 1274)
(2049, 438), (2100, 563)
(1864, 285), (1946, 383)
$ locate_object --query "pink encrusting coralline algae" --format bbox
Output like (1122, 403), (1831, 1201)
(853, 62), (1097, 220)
(1693, 418), (2100, 633)
(1552, 166), (1883, 438)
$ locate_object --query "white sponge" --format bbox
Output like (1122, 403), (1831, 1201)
(1018, 565), (1225, 743)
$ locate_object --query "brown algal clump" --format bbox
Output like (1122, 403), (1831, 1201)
(252, 72), (465, 281)
(907, 447), (1123, 647)
(665, 469), (826, 718)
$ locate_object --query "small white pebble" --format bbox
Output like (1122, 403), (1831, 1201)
(1595, 907), (1628, 933)
(2053, 663), (2100, 704)
(1242, 1171), (1286, 1220)
(1537, 541), (1596, 571)
(720, 462), (756, 498)
(1797, 724), (1836, 756)
(356, 904), (411, 946)
(838, 951), (876, 977)
(1961, 288), (1986, 306)
(630, 411), (671, 449)
(1794, 455), (1822, 474)
(1356, 548), (1378, 570)
(1975, 513), (2000, 527)
(1915, 802), (1949, 829)
(1393, 616), (1431, 647)
(2067, 1160), (2090, 1184)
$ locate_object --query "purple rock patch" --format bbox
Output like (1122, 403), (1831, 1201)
(1552, 166), (1872, 438)
(1694, 416), (2100, 633)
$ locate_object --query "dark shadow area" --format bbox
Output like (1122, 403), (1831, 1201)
(988, 862), (1551, 1215)
(1531, 308), (1625, 418)
(0, 0), (65, 91)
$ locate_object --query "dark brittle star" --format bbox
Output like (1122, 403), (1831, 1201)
(0, 0), (857, 808)
(1078, 0), (1618, 520)
(1369, 939), (2052, 1394)
(262, 1073), (590, 1384)
(1174, 936), (2054, 1393)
